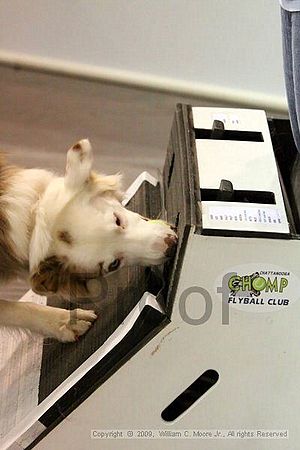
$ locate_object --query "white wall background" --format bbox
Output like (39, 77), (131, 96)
(0, 0), (287, 111)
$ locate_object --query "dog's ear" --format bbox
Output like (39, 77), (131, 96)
(30, 256), (64, 295)
(30, 256), (98, 299)
(65, 139), (93, 191)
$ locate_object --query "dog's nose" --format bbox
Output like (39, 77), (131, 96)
(164, 234), (178, 257)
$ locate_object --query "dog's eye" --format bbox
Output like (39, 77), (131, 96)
(115, 215), (121, 227)
(108, 259), (121, 272)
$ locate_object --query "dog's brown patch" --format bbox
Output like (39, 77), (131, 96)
(30, 255), (101, 299)
(164, 234), (177, 257)
(72, 143), (82, 151)
(72, 143), (85, 162)
(57, 230), (73, 246)
(164, 234), (176, 247)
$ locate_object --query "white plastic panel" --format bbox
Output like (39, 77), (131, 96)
(192, 107), (289, 234)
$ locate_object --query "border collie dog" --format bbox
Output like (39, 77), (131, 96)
(0, 139), (177, 342)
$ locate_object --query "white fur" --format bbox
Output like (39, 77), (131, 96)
(0, 139), (177, 341)
(4, 169), (54, 262)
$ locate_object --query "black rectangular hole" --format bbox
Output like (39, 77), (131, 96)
(195, 128), (264, 142)
(168, 153), (175, 188)
(161, 369), (219, 422)
(200, 188), (275, 204)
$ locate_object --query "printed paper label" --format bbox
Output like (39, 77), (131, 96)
(209, 206), (282, 225)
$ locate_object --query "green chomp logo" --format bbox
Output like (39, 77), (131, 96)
(228, 273), (288, 294)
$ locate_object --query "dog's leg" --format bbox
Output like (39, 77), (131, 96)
(0, 299), (97, 342)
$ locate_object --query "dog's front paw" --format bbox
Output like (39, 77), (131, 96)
(51, 308), (97, 342)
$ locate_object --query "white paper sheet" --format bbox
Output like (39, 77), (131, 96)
(0, 291), (46, 441)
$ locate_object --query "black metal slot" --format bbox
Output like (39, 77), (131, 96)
(201, 188), (275, 204)
(161, 369), (219, 422)
(195, 128), (264, 142)
(168, 153), (175, 188)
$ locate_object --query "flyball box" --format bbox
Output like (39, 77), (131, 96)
(10, 105), (300, 450)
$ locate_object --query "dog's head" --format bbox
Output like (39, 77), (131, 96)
(29, 139), (177, 297)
